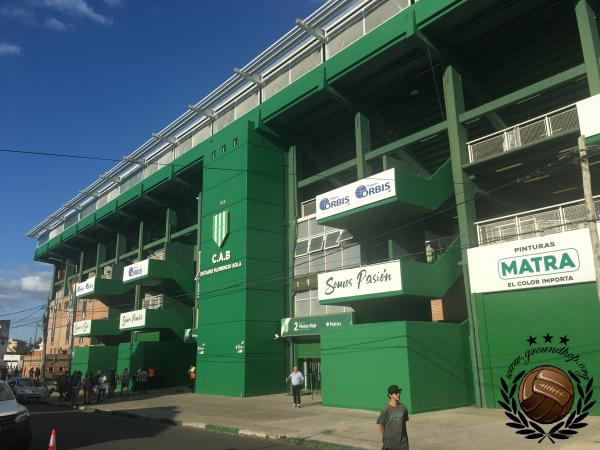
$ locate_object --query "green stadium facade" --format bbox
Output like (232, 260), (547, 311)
(27, 0), (600, 414)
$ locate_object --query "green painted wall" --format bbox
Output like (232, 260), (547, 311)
(196, 122), (285, 397)
(405, 321), (474, 413)
(321, 321), (473, 412)
(116, 332), (194, 389)
(295, 341), (321, 359)
(475, 283), (600, 415)
(71, 345), (118, 377)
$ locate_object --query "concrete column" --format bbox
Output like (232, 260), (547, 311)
(443, 65), (484, 407)
(285, 145), (298, 373)
(576, 0), (600, 95)
(355, 112), (372, 179)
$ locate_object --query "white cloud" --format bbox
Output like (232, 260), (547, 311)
(0, 6), (36, 25)
(0, 269), (51, 302)
(102, 0), (123, 7)
(44, 16), (68, 30)
(21, 274), (52, 292)
(39, 0), (112, 26)
(0, 43), (22, 57)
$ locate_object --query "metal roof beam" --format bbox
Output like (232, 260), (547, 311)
(295, 18), (327, 43)
(187, 105), (216, 119)
(234, 68), (264, 87)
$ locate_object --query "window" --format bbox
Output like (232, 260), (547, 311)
(293, 288), (352, 318)
(48, 367), (54, 373)
(293, 213), (359, 277)
(233, 138), (238, 147)
(308, 235), (324, 253)
(211, 151), (216, 160)
(324, 231), (341, 249)
(295, 240), (309, 257)
(221, 144), (227, 154)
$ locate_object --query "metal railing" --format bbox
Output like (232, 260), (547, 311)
(29, 0), (415, 247)
(476, 197), (600, 246)
(467, 104), (579, 164)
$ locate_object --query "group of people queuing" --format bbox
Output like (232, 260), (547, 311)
(53, 366), (162, 406)
(0, 365), (24, 381)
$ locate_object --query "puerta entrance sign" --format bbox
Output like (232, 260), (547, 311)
(280, 313), (353, 337)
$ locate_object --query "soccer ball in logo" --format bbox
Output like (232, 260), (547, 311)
(519, 366), (574, 424)
(355, 185), (367, 198)
(319, 198), (330, 211)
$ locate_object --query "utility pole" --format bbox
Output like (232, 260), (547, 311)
(579, 135), (600, 303)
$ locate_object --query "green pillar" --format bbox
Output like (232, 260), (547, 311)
(285, 145), (298, 373)
(443, 65), (484, 407)
(115, 233), (126, 260)
(354, 112), (372, 179)
(95, 243), (106, 274)
(576, 0), (600, 95)
(194, 193), (202, 335)
(165, 208), (177, 243)
(63, 259), (76, 297)
(134, 221), (144, 310)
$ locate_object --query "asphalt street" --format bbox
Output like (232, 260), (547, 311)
(28, 403), (311, 450)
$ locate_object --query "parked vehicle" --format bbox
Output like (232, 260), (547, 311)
(0, 380), (31, 449)
(7, 378), (47, 403)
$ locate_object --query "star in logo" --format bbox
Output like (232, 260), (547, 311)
(560, 335), (570, 345)
(526, 335), (537, 345)
(543, 333), (553, 343)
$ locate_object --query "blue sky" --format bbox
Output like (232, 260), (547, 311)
(0, 0), (324, 341)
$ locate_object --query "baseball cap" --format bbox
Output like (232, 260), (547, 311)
(387, 384), (402, 395)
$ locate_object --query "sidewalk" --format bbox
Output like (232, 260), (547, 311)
(54, 389), (600, 450)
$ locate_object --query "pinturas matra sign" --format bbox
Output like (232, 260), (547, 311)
(467, 228), (595, 293)
(316, 169), (396, 220)
(318, 260), (402, 300)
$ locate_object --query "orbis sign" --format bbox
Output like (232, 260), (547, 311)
(467, 228), (595, 293)
(73, 320), (91, 336)
(316, 169), (396, 220)
(123, 260), (149, 282)
(119, 309), (146, 329)
(75, 277), (95, 297)
(318, 261), (402, 300)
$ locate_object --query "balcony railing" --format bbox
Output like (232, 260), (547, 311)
(476, 197), (600, 246)
(30, 0), (415, 247)
(467, 105), (579, 164)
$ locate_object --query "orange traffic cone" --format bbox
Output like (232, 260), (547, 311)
(48, 428), (57, 450)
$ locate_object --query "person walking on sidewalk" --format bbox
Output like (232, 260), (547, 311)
(96, 371), (108, 404)
(69, 370), (82, 407)
(120, 368), (130, 397)
(107, 368), (117, 398)
(187, 366), (196, 392)
(286, 366), (304, 408)
(83, 372), (94, 404)
(376, 385), (409, 450)
(137, 368), (148, 393)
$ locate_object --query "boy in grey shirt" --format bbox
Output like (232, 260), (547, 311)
(376, 384), (409, 450)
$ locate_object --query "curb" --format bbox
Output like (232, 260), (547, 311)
(81, 405), (366, 450)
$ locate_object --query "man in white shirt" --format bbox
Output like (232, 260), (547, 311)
(286, 366), (304, 407)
